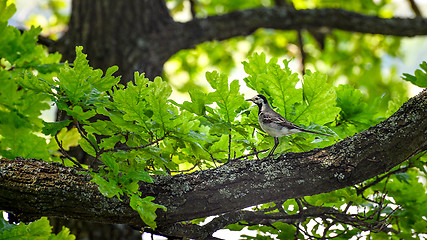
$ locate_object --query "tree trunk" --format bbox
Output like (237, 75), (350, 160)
(52, 0), (175, 82)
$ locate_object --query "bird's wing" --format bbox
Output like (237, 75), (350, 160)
(261, 111), (304, 130)
(260, 110), (332, 137)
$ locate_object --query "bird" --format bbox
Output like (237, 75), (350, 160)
(246, 94), (331, 157)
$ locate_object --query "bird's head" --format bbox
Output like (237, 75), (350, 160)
(246, 94), (268, 106)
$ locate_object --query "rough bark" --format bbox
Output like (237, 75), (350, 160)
(51, 0), (427, 83)
(52, 0), (176, 82)
(1, 89), (426, 232)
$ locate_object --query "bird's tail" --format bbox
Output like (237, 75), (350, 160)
(301, 129), (332, 137)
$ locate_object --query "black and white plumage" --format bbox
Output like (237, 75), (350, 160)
(246, 94), (331, 157)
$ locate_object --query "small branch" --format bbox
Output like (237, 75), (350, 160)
(297, 30), (306, 75)
(228, 133), (232, 161)
(189, 0), (197, 18)
(408, 0), (423, 17)
(75, 120), (167, 163)
(229, 149), (269, 162)
(75, 121), (99, 155)
(54, 132), (83, 168)
(261, 201), (286, 213)
(274, 0), (289, 7)
(343, 201), (353, 213)
(100, 136), (166, 154)
(294, 223), (300, 240)
(356, 165), (409, 195)
(295, 198), (304, 211)
(322, 220), (335, 240)
(170, 164), (199, 173)
(18, 28), (56, 47)
(170, 156), (202, 173)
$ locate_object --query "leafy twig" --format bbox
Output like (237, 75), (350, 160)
(100, 136), (166, 154)
(356, 165), (409, 195)
(209, 152), (222, 166)
(75, 120), (99, 155)
(170, 163), (199, 174)
(54, 132), (83, 168)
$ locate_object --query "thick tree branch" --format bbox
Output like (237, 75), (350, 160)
(178, 7), (427, 50)
(51, 4), (427, 81)
(0, 90), (426, 236)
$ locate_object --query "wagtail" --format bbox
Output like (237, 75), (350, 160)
(246, 94), (331, 157)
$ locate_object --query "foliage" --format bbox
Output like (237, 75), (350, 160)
(402, 61), (427, 87)
(165, 0), (405, 113)
(19, 0), (70, 40)
(1, 0), (427, 239)
(0, 215), (75, 240)
(0, 1), (63, 161)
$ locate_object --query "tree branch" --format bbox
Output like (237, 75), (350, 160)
(179, 7), (427, 50)
(155, 201), (398, 239)
(407, 0), (423, 17)
(0, 90), (426, 236)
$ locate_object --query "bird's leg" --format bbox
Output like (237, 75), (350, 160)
(267, 137), (279, 157)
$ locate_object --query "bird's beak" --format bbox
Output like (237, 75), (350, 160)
(245, 97), (254, 102)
